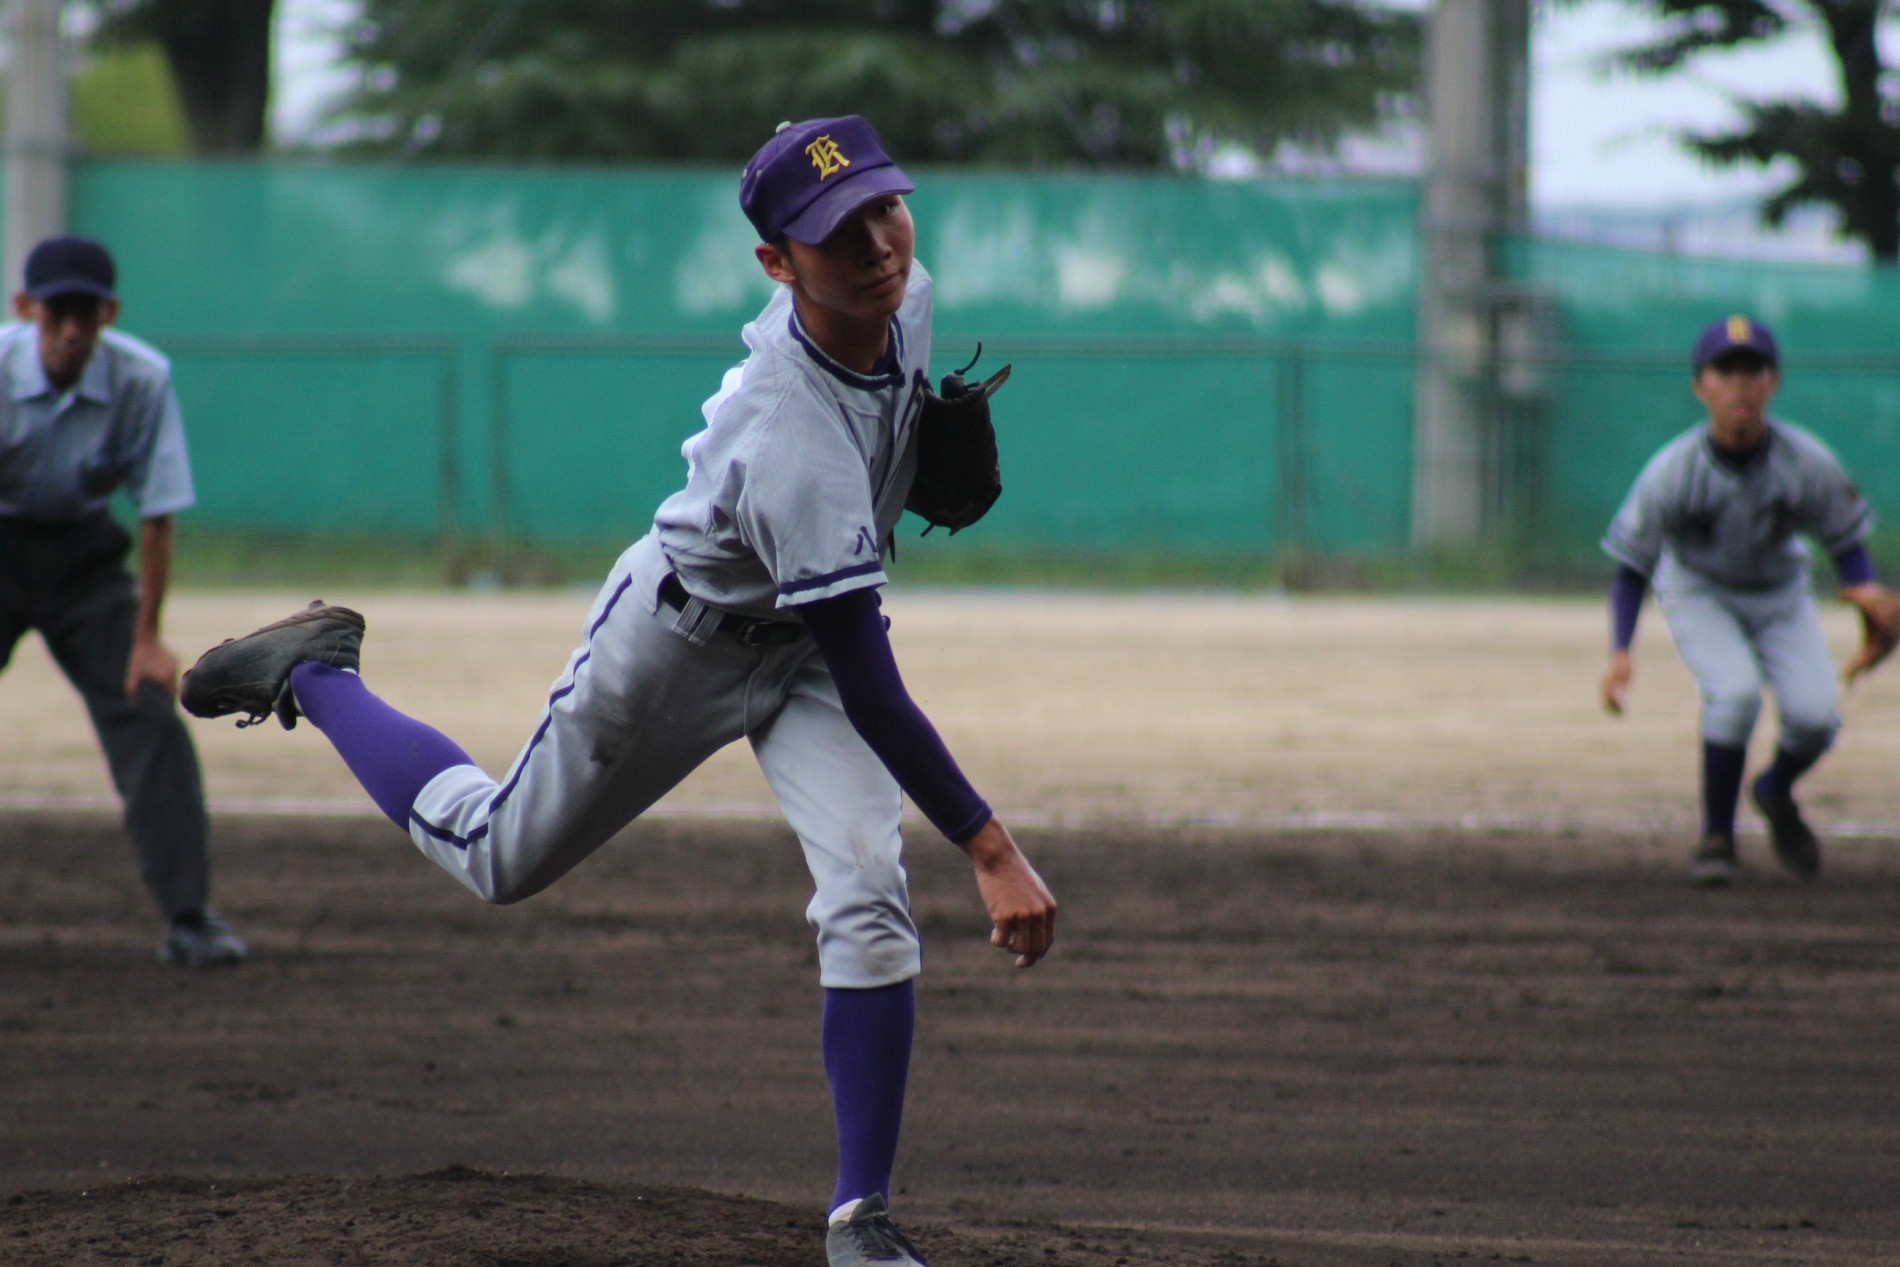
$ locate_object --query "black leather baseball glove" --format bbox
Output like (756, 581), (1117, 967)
(906, 344), (1010, 535)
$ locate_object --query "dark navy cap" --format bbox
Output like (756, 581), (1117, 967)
(740, 116), (914, 245)
(22, 235), (116, 302)
(1692, 313), (1778, 369)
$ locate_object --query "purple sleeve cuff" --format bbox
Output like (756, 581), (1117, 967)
(796, 587), (993, 845)
(1610, 565), (1647, 651)
(1834, 543), (1875, 587)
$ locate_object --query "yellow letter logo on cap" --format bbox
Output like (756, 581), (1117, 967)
(806, 135), (851, 180)
(1727, 315), (1753, 342)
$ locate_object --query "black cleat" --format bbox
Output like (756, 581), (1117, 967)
(159, 908), (246, 968)
(1752, 776), (1822, 878)
(181, 600), (365, 730)
(1688, 833), (1738, 888)
(826, 1195), (928, 1267)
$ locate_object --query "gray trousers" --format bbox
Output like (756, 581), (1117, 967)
(0, 514), (210, 919)
(1653, 559), (1840, 757)
(408, 533), (921, 990)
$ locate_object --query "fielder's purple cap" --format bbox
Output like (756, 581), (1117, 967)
(1692, 313), (1779, 369)
(22, 235), (116, 301)
(740, 115), (914, 245)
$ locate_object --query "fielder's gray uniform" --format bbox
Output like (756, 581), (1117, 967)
(0, 323), (211, 917)
(1602, 420), (1871, 753)
(408, 268), (935, 989)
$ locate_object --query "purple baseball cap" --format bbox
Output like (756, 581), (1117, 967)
(740, 116), (914, 245)
(22, 235), (116, 301)
(1692, 314), (1778, 369)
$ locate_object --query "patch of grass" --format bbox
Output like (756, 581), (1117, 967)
(173, 528), (454, 589)
(173, 526), (1897, 597)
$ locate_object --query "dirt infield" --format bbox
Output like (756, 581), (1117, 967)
(5, 813), (1900, 1265)
(5, 591), (1900, 1264)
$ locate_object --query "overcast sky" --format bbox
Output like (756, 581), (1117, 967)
(269, 0), (1888, 211)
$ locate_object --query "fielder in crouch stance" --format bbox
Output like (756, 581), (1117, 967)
(183, 116), (1055, 1267)
(1599, 315), (1900, 886)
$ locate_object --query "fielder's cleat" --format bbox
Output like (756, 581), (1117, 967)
(1752, 776), (1822, 878)
(181, 600), (365, 730)
(159, 908), (246, 968)
(1688, 833), (1738, 887)
(826, 1194), (928, 1267)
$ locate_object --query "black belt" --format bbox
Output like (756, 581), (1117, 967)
(659, 574), (807, 646)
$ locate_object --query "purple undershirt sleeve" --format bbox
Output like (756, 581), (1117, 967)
(1833, 543), (1875, 587)
(796, 587), (993, 845)
(1610, 565), (1647, 652)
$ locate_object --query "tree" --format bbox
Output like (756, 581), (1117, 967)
(93, 0), (276, 153)
(1601, 0), (1900, 262)
(331, 0), (1419, 169)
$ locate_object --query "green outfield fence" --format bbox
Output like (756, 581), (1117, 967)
(44, 161), (1900, 579)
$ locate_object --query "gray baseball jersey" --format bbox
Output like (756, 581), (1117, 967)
(652, 264), (931, 620)
(0, 324), (195, 521)
(1602, 419), (1870, 590)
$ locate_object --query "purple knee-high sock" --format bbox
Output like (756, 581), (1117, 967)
(290, 662), (475, 830)
(1755, 746), (1824, 801)
(1702, 741), (1748, 837)
(824, 980), (915, 1214)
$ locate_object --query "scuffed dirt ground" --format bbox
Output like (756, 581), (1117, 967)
(5, 812), (1900, 1265)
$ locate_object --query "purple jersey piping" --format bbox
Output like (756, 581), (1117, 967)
(787, 312), (906, 390)
(779, 558), (885, 599)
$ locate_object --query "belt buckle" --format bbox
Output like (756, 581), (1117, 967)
(735, 616), (805, 647)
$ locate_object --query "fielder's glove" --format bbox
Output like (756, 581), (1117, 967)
(1840, 582), (1900, 683)
(905, 344), (1010, 535)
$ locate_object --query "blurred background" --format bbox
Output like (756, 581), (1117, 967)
(7, 0), (1899, 589)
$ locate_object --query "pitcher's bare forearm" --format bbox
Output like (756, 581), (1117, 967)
(962, 817), (1057, 967)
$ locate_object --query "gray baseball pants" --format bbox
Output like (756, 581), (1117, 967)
(1653, 559), (1840, 757)
(407, 533), (921, 990)
(0, 514), (211, 919)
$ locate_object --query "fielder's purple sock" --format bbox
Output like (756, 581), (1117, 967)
(1702, 741), (1747, 837)
(824, 979), (915, 1214)
(290, 662), (475, 829)
(1756, 746), (1824, 802)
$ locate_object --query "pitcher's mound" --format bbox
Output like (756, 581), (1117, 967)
(0, 1166), (1190, 1266)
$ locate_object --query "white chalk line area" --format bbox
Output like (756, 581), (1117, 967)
(4, 792), (1898, 841)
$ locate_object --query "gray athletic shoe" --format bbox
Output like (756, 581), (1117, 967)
(1752, 776), (1822, 878)
(1688, 833), (1738, 887)
(160, 908), (246, 968)
(825, 1195), (928, 1267)
(181, 600), (365, 730)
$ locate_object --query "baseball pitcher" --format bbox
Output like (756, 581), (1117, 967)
(181, 116), (1053, 1266)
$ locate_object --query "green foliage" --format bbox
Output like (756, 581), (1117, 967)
(0, 43), (192, 157)
(71, 42), (192, 156)
(332, 0), (1419, 168)
(92, 0), (276, 152)
(1593, 0), (1900, 261)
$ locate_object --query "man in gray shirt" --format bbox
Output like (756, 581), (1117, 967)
(0, 235), (243, 965)
(1599, 314), (1896, 885)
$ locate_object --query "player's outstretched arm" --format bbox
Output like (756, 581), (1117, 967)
(798, 590), (1058, 967)
(961, 816), (1057, 968)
